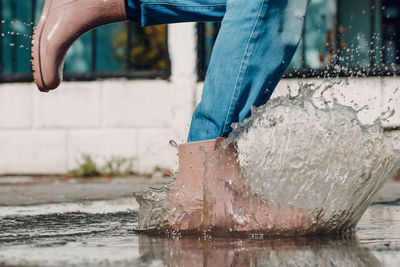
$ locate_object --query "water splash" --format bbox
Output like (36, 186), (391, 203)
(135, 185), (170, 230)
(228, 82), (400, 233)
(135, 81), (400, 234)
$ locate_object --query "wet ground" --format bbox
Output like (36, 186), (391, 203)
(0, 177), (399, 266)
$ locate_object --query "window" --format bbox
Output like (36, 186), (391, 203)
(382, 0), (400, 66)
(197, 22), (221, 80)
(0, 0), (170, 83)
(197, 0), (400, 80)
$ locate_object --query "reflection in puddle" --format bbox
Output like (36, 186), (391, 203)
(138, 234), (381, 267)
(0, 203), (399, 266)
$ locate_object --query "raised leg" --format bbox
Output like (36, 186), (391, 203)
(188, 0), (310, 141)
(32, 0), (226, 92)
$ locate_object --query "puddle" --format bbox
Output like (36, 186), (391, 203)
(0, 177), (35, 185)
(0, 202), (399, 266)
(0, 198), (138, 217)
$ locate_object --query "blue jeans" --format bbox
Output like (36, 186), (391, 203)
(125, 0), (310, 142)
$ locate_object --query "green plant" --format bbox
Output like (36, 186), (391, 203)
(68, 153), (100, 178)
(102, 156), (134, 177)
(153, 166), (174, 178)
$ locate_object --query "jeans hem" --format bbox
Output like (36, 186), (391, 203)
(125, 0), (142, 25)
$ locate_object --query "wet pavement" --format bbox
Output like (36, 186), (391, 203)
(0, 176), (399, 266)
(0, 176), (172, 206)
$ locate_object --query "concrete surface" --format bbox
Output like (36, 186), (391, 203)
(0, 176), (172, 206)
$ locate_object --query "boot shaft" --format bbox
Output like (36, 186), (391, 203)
(32, 0), (128, 91)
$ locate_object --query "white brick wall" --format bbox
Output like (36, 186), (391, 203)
(0, 130), (66, 174)
(382, 77), (400, 128)
(34, 82), (101, 129)
(102, 80), (174, 128)
(0, 84), (32, 129)
(138, 129), (178, 173)
(0, 22), (399, 175)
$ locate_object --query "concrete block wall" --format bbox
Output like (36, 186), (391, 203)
(0, 22), (399, 175)
(0, 23), (198, 175)
(0, 80), (183, 175)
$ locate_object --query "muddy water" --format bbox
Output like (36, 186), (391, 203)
(0, 200), (399, 266)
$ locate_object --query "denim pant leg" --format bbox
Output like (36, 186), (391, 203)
(125, 0), (226, 26)
(124, 0), (310, 142)
(189, 0), (310, 142)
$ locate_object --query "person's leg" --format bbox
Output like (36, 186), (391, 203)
(188, 0), (310, 142)
(32, 0), (226, 92)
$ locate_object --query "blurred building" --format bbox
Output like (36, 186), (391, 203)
(0, 0), (399, 175)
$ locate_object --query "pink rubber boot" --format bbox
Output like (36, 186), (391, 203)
(167, 138), (311, 234)
(166, 139), (222, 230)
(31, 0), (127, 92)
